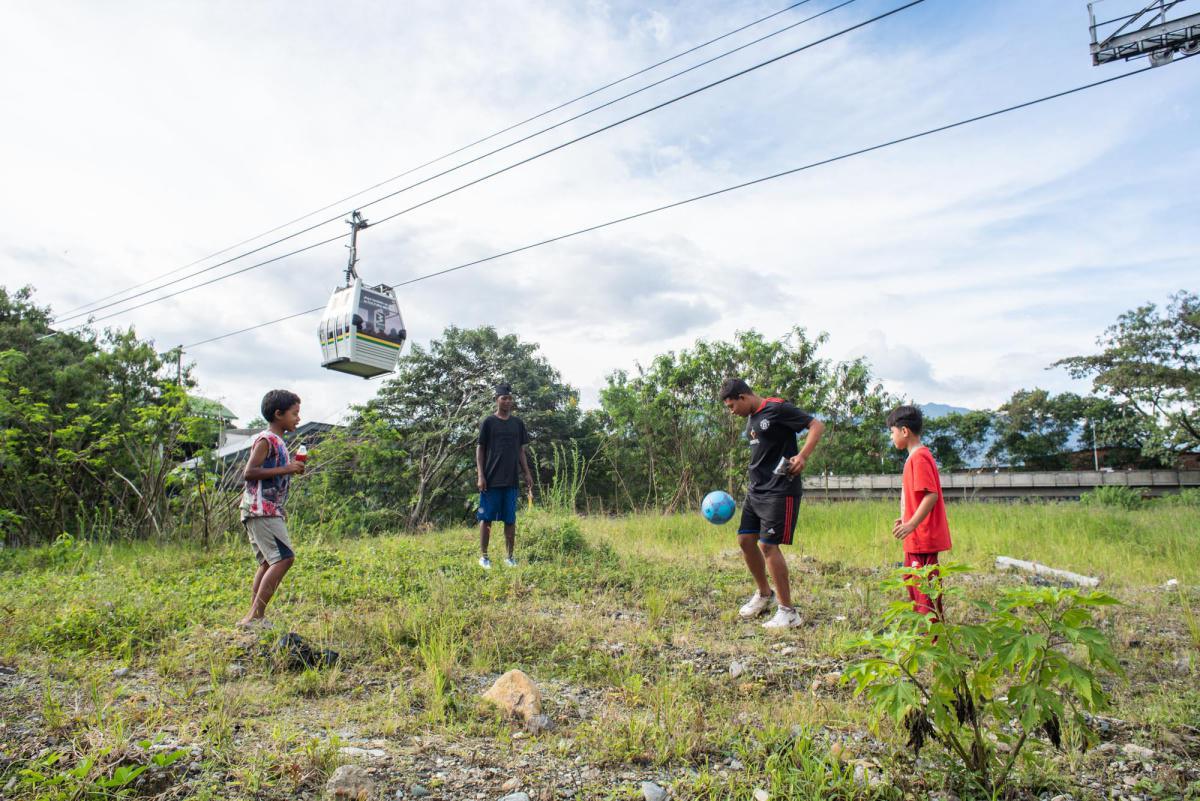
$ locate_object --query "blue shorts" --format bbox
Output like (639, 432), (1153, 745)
(478, 487), (518, 525)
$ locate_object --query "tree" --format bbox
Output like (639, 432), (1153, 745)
(1055, 291), (1200, 459)
(0, 285), (210, 544)
(352, 326), (582, 528)
(596, 328), (900, 512)
(988, 389), (1086, 470)
(923, 410), (995, 471)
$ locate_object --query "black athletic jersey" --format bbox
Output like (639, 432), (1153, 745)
(745, 398), (815, 495)
(479, 414), (529, 488)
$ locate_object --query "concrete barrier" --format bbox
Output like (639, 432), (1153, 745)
(801, 469), (1200, 501)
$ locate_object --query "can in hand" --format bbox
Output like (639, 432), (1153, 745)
(772, 456), (791, 476)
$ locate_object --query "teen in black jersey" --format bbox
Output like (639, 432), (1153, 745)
(719, 378), (825, 629)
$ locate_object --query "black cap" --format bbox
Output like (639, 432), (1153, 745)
(494, 383), (512, 398)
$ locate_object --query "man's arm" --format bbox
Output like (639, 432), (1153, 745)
(476, 442), (487, 491)
(518, 446), (534, 490)
(894, 491), (936, 540)
(243, 440), (302, 481)
(788, 419), (825, 474)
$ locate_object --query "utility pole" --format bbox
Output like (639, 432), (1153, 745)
(1092, 419), (1100, 471)
(175, 346), (183, 386)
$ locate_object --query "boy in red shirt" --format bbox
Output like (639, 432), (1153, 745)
(887, 405), (951, 619)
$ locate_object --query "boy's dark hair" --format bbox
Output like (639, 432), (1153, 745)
(261, 389), (301, 423)
(887, 405), (923, 434)
(718, 377), (753, 401)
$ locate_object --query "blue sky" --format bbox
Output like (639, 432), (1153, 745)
(0, 0), (1196, 424)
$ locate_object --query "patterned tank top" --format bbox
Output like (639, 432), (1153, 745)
(240, 431), (290, 519)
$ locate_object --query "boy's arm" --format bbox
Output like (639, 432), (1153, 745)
(788, 419), (825, 474)
(893, 491), (936, 540)
(243, 440), (302, 481)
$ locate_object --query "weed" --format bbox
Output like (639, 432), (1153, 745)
(1178, 585), (1200, 650)
(40, 686), (66, 730)
(843, 564), (1123, 796)
(643, 589), (668, 629)
(299, 733), (345, 782)
(415, 619), (461, 723)
(1080, 485), (1145, 510)
(522, 513), (590, 563)
(1159, 488), (1200, 507)
(533, 441), (591, 514)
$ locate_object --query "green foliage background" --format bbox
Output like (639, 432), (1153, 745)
(3, 283), (1197, 544)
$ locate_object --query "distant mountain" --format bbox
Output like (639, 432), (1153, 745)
(919, 403), (972, 419)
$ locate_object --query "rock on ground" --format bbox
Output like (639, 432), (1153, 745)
(325, 764), (374, 800)
(1122, 743), (1155, 760)
(482, 669), (542, 723)
(641, 780), (667, 801)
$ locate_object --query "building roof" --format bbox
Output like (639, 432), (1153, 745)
(187, 396), (237, 422)
(177, 421), (338, 469)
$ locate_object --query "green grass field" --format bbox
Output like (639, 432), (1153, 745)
(1, 502), (1198, 800)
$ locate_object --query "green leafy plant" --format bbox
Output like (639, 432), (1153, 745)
(1080, 485), (1145, 510)
(16, 740), (185, 800)
(843, 564), (1123, 795)
(532, 440), (590, 514)
(522, 513), (590, 563)
(1160, 488), (1200, 507)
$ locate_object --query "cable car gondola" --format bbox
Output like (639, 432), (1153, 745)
(318, 212), (407, 378)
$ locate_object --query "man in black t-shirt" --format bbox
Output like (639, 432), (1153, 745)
(475, 383), (534, 569)
(719, 377), (825, 629)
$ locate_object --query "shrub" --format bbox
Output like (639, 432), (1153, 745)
(1080, 485), (1144, 510)
(522, 513), (590, 563)
(843, 564), (1122, 796)
(1159, 488), (1200, 507)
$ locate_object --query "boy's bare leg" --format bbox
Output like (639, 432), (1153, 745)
(738, 534), (772, 597)
(244, 558), (293, 621)
(503, 523), (516, 559)
(479, 521), (491, 556)
(238, 563), (270, 625)
(760, 544), (793, 608)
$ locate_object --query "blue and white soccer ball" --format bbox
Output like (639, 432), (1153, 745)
(701, 490), (736, 525)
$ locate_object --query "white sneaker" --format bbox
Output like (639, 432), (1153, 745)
(739, 590), (775, 619)
(504, 557), (517, 568)
(479, 556), (492, 570)
(763, 606), (802, 629)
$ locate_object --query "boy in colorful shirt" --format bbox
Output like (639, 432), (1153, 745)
(719, 378), (825, 629)
(887, 405), (952, 619)
(237, 389), (305, 628)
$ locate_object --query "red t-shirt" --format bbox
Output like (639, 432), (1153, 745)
(902, 447), (951, 554)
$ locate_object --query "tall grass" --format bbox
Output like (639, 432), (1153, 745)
(592, 501), (1200, 586)
(532, 441), (590, 514)
(2, 501), (1197, 800)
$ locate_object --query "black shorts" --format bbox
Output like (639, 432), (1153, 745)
(737, 492), (801, 546)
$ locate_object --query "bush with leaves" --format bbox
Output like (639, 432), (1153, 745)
(843, 565), (1122, 796)
(1159, 487), (1200, 507)
(1079, 485), (1145, 510)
